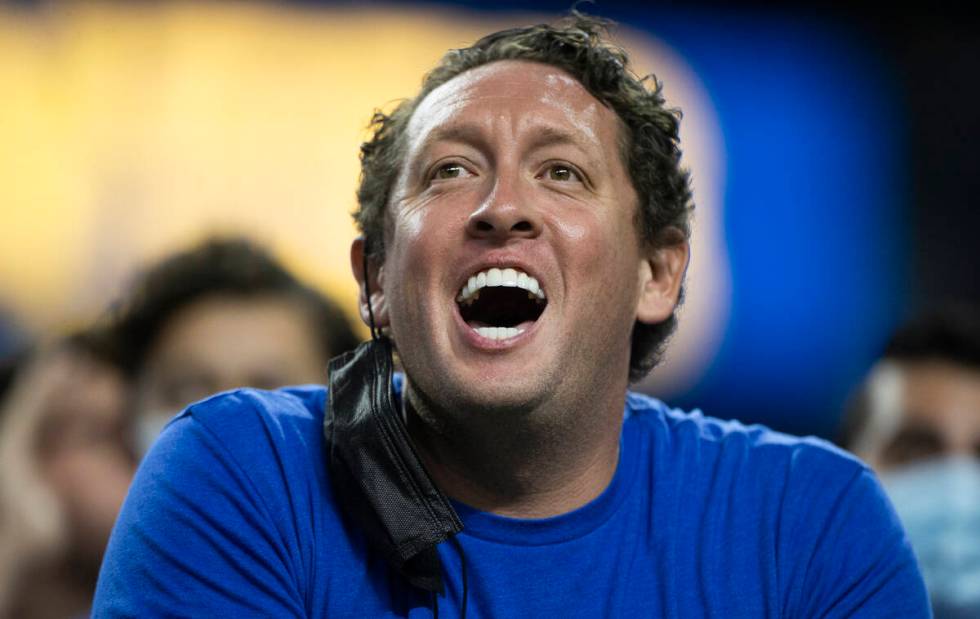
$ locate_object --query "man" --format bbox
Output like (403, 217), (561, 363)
(840, 306), (979, 618)
(107, 236), (360, 456)
(94, 15), (929, 617)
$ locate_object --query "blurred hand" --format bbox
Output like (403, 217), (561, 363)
(0, 345), (132, 606)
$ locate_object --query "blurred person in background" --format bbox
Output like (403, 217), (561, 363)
(841, 305), (980, 619)
(108, 236), (361, 457)
(0, 330), (133, 619)
(1, 236), (360, 618)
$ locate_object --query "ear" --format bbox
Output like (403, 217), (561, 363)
(635, 236), (690, 325)
(350, 237), (390, 329)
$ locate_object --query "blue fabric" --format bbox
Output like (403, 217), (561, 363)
(93, 385), (930, 617)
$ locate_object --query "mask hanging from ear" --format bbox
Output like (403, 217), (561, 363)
(324, 333), (463, 593)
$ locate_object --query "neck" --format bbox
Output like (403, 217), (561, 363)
(404, 382), (625, 519)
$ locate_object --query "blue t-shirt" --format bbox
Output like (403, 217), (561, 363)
(93, 386), (930, 617)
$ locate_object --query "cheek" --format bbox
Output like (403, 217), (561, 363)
(46, 447), (132, 521)
(389, 207), (440, 274)
(392, 206), (428, 253)
(385, 213), (451, 329)
(551, 214), (591, 245)
(388, 202), (469, 283)
(551, 209), (632, 271)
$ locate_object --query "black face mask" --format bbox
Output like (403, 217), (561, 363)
(324, 336), (464, 593)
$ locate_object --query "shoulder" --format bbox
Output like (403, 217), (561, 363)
(134, 383), (333, 528)
(623, 391), (930, 616)
(156, 384), (328, 473)
(624, 390), (867, 483)
(157, 384), (333, 516)
(622, 391), (882, 559)
(178, 383), (328, 440)
(95, 385), (342, 616)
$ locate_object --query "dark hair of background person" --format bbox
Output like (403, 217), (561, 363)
(0, 351), (28, 408)
(0, 313), (30, 406)
(107, 237), (361, 377)
(353, 12), (694, 383)
(838, 304), (980, 448)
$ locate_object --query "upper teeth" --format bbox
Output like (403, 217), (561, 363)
(457, 267), (545, 304)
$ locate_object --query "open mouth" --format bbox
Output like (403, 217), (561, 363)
(456, 267), (547, 341)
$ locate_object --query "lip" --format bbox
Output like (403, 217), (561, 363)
(451, 301), (545, 351)
(451, 254), (549, 300)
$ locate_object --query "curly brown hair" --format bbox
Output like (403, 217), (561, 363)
(354, 13), (693, 382)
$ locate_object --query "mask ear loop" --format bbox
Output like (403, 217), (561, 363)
(360, 239), (468, 618)
(362, 239), (381, 341)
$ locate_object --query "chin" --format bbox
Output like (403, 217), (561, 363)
(410, 360), (558, 421)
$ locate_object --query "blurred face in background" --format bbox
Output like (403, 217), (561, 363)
(132, 294), (330, 455)
(0, 343), (134, 597)
(35, 351), (132, 568)
(860, 360), (980, 473)
(855, 360), (980, 616)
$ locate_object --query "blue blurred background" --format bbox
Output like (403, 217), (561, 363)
(2, 0), (977, 439)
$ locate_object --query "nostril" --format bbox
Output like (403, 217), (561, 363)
(475, 221), (494, 232)
(511, 221), (533, 233)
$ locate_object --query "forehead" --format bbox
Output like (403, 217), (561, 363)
(405, 59), (621, 153)
(900, 361), (980, 431)
(148, 295), (318, 366)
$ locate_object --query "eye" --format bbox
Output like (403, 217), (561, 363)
(430, 162), (473, 182)
(880, 424), (944, 468)
(539, 163), (584, 183)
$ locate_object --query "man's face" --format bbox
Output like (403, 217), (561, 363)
(372, 60), (676, 415)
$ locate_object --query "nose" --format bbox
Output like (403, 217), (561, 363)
(465, 174), (542, 242)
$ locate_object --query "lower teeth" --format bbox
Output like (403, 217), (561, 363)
(474, 326), (522, 340)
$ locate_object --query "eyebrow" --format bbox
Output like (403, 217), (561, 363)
(415, 122), (600, 169)
(416, 123), (489, 159)
(524, 125), (594, 153)
(526, 125), (604, 175)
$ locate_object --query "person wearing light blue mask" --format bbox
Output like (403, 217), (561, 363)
(841, 306), (980, 619)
